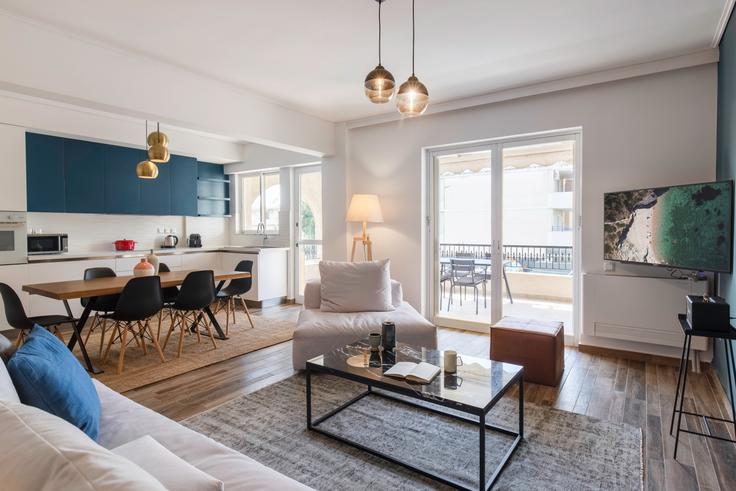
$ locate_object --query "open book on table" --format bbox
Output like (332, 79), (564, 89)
(384, 362), (440, 384)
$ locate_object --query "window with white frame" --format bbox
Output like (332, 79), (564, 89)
(240, 171), (280, 233)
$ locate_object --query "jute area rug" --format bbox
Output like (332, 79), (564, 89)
(75, 310), (295, 392)
(184, 373), (643, 490)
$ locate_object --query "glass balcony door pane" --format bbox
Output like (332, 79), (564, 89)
(295, 166), (322, 302)
(501, 139), (575, 337)
(434, 149), (495, 329)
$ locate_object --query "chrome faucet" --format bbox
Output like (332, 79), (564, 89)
(256, 222), (269, 245)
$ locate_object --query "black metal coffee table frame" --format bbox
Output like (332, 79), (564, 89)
(305, 362), (524, 491)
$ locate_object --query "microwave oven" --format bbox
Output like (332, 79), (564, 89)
(28, 233), (68, 255)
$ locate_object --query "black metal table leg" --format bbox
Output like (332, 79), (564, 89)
(306, 366), (312, 430)
(204, 306), (227, 340)
(64, 298), (103, 374)
(674, 334), (692, 460)
(670, 333), (689, 435)
(190, 280), (228, 340)
(479, 412), (486, 490)
(519, 377), (524, 439)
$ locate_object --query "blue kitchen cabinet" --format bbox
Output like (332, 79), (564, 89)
(26, 133), (66, 212)
(27, 133), (205, 217)
(170, 155), (198, 216)
(64, 139), (105, 213)
(140, 158), (171, 215)
(197, 161), (230, 217)
(104, 145), (142, 215)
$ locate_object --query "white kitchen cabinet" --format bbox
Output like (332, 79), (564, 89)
(28, 259), (116, 317)
(158, 254), (182, 271)
(0, 264), (29, 331)
(221, 249), (288, 303)
(117, 253), (185, 274)
(115, 257), (143, 274)
(181, 251), (221, 271)
(0, 124), (26, 211)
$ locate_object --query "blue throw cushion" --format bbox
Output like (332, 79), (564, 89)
(7, 325), (101, 440)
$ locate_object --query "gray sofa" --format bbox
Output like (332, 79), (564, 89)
(292, 279), (438, 369)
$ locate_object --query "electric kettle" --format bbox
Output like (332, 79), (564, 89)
(162, 234), (178, 248)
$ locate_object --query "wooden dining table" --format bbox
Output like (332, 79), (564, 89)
(22, 269), (252, 374)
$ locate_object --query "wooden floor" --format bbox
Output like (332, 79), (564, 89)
(124, 305), (736, 491)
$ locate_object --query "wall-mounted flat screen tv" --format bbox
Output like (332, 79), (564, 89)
(604, 180), (733, 272)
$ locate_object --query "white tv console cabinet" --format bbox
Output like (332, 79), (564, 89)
(583, 272), (709, 357)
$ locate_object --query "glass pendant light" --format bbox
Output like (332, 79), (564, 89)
(147, 122), (170, 163)
(364, 0), (395, 103)
(137, 121), (159, 179)
(396, 0), (429, 116)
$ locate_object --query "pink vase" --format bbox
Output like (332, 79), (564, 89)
(133, 258), (155, 277)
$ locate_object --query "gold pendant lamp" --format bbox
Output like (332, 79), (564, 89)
(364, 0), (395, 103)
(136, 121), (159, 179)
(396, 0), (429, 117)
(147, 122), (170, 163)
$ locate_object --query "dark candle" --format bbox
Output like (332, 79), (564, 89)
(381, 321), (396, 352)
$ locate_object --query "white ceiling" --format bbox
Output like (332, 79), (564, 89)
(0, 0), (728, 123)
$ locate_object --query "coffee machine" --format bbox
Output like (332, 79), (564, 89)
(188, 233), (202, 248)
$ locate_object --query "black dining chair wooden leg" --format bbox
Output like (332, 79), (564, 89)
(240, 297), (255, 329)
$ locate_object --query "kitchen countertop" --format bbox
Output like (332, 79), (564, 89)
(26, 245), (289, 263)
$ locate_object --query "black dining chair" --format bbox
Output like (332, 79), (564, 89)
(163, 270), (217, 357)
(102, 276), (165, 374)
(448, 259), (486, 315)
(155, 263), (180, 339)
(158, 263), (180, 304)
(80, 267), (120, 357)
(0, 282), (77, 348)
(215, 260), (254, 335)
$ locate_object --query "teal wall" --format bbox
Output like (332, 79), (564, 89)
(716, 10), (736, 403)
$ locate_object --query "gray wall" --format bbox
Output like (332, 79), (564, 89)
(715, 11), (736, 404)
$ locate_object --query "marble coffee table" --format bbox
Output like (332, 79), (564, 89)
(305, 340), (524, 490)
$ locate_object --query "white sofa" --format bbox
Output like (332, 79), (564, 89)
(0, 344), (311, 491)
(93, 380), (311, 490)
(292, 279), (437, 369)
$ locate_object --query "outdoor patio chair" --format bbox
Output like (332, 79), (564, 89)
(483, 253), (514, 304)
(448, 259), (487, 314)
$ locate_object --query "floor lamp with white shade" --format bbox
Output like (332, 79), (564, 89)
(346, 194), (383, 261)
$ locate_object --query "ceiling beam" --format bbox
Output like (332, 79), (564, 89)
(345, 49), (719, 129)
(0, 10), (334, 156)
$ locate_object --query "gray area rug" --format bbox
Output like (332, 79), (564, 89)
(183, 374), (642, 490)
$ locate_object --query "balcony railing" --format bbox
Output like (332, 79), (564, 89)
(440, 243), (573, 274)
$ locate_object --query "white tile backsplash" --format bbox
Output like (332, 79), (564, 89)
(28, 213), (230, 252)
(184, 216), (229, 247)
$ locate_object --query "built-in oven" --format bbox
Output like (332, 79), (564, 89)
(27, 233), (68, 256)
(0, 212), (28, 265)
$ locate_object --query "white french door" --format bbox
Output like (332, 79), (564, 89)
(427, 143), (503, 331)
(294, 165), (323, 304)
(426, 130), (581, 344)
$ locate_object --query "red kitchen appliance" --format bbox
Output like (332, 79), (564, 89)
(114, 239), (137, 251)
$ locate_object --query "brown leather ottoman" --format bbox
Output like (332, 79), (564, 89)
(490, 317), (564, 387)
